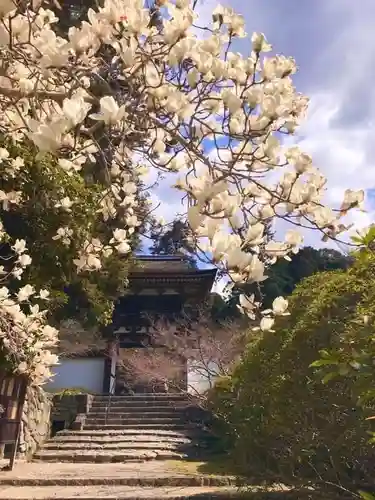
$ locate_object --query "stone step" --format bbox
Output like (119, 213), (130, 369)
(33, 449), (187, 462)
(91, 399), (190, 409)
(85, 418), (184, 426)
(88, 406), (185, 413)
(51, 435), (191, 444)
(0, 485), (238, 499)
(94, 395), (188, 402)
(88, 412), (184, 419)
(95, 392), (188, 397)
(83, 424), (188, 431)
(0, 463), (234, 488)
(43, 442), (191, 451)
(56, 429), (193, 437)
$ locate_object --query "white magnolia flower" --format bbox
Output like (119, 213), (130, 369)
(260, 316), (275, 332)
(116, 241), (131, 254)
(247, 255), (267, 283)
(28, 122), (63, 152)
(153, 139), (166, 154)
(251, 32), (272, 53)
(62, 96), (92, 127)
(39, 289), (50, 300)
(41, 325), (59, 341)
(87, 254), (102, 270)
(18, 254), (32, 267)
(340, 189), (365, 213)
(12, 239), (27, 254)
(58, 158), (83, 175)
(110, 228), (127, 243)
(237, 294), (260, 319)
(285, 147), (312, 173)
(245, 223), (264, 246)
(0, 287), (9, 301)
(17, 362), (28, 374)
(52, 227), (73, 246)
(0, 148), (9, 162)
(272, 296), (289, 316)
(17, 284), (35, 302)
(55, 197), (73, 212)
(285, 230), (303, 251)
(90, 96), (126, 125)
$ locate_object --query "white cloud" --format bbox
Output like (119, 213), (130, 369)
(291, 93), (375, 248)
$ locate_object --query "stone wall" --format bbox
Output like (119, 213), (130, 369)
(18, 385), (52, 459)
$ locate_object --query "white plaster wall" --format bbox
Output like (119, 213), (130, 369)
(187, 360), (219, 395)
(45, 358), (105, 394)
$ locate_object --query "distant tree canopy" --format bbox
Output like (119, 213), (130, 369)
(149, 220), (197, 268)
(52, 0), (98, 35)
(257, 246), (353, 307)
(213, 246), (353, 320)
(52, 0), (163, 36)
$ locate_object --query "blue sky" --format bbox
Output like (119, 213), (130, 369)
(148, 0), (375, 254)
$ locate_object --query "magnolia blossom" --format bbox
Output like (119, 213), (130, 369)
(272, 297), (289, 316)
(90, 96), (126, 125)
(55, 197), (74, 212)
(110, 229), (131, 254)
(38, 289), (50, 300)
(17, 254), (32, 268)
(237, 294), (260, 319)
(17, 284), (35, 302)
(52, 227), (74, 246)
(62, 97), (92, 127)
(340, 189), (365, 214)
(12, 239), (27, 254)
(260, 316), (275, 332)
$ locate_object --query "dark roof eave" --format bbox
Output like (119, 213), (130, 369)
(59, 350), (107, 359)
(129, 268), (217, 278)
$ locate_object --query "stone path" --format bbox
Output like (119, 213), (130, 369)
(0, 461), (297, 499)
(0, 461), (232, 484)
(0, 460), (240, 499)
(0, 484), (239, 499)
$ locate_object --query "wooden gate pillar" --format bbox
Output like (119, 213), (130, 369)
(0, 372), (28, 470)
(102, 340), (118, 394)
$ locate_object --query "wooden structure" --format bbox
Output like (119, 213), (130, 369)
(102, 255), (217, 394)
(0, 373), (28, 470)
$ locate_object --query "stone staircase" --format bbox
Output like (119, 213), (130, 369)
(34, 393), (203, 463)
(85, 393), (189, 430)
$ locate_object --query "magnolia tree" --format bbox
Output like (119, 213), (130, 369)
(0, 0), (364, 384)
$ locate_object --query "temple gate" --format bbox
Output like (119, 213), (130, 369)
(102, 255), (217, 394)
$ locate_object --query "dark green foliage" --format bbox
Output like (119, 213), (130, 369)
(223, 247), (352, 317)
(210, 258), (375, 493)
(150, 219), (197, 268)
(0, 138), (135, 327)
(52, 0), (99, 36)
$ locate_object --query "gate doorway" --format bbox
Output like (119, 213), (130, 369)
(116, 348), (187, 394)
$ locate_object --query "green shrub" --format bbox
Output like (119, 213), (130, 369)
(50, 387), (93, 396)
(210, 263), (375, 492)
